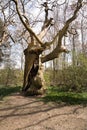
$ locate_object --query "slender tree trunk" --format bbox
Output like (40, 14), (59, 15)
(81, 17), (84, 53)
(63, 37), (66, 68)
(72, 35), (76, 67)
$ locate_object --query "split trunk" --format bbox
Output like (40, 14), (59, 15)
(22, 45), (45, 95)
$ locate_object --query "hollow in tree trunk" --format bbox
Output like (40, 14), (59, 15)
(22, 45), (45, 95)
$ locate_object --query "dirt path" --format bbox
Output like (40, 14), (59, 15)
(0, 93), (87, 130)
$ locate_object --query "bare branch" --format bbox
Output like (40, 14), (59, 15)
(41, 2), (53, 31)
(20, 0), (25, 13)
(37, 2), (54, 44)
(44, 0), (83, 48)
(11, 0), (43, 45)
(41, 46), (69, 63)
(41, 0), (83, 63)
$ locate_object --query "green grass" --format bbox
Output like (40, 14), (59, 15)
(42, 87), (87, 105)
(0, 86), (21, 100)
(0, 85), (87, 105)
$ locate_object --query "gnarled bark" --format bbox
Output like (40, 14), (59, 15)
(12, 0), (83, 95)
(22, 45), (45, 94)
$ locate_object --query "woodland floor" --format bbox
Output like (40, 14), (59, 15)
(0, 93), (87, 130)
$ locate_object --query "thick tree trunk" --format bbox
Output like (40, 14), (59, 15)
(12, 0), (83, 95)
(22, 46), (45, 95)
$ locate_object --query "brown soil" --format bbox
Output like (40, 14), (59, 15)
(0, 93), (87, 130)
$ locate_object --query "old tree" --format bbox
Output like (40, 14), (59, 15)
(10, 0), (83, 94)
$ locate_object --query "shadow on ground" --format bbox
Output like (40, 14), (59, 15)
(0, 86), (87, 105)
(42, 87), (87, 105)
(0, 86), (21, 100)
(0, 86), (87, 130)
(0, 93), (86, 130)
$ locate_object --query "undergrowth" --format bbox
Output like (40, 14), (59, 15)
(42, 86), (87, 105)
